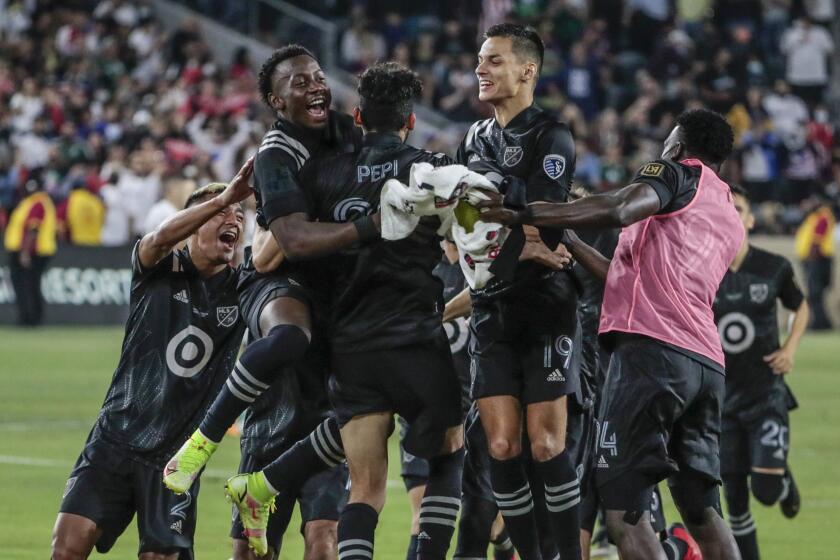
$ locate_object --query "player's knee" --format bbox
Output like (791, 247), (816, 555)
(670, 474), (722, 527)
(488, 437), (521, 460)
(751, 472), (784, 505)
(262, 324), (310, 361)
(51, 544), (86, 560)
(529, 435), (565, 462)
(304, 520), (337, 560)
(138, 553), (179, 560)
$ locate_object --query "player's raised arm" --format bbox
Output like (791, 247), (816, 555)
(138, 157), (254, 269)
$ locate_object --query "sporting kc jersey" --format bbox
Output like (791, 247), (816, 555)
(299, 132), (453, 353)
(456, 104), (576, 299)
(713, 246), (804, 413)
(92, 242), (244, 467)
(253, 110), (361, 227)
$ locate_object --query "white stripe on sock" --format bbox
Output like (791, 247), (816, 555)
(546, 495), (581, 513)
(235, 362), (269, 389)
(225, 378), (255, 403)
(419, 515), (457, 527)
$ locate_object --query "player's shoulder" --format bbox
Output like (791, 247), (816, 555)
(463, 118), (495, 146)
(257, 121), (311, 168)
(408, 146), (455, 167)
(747, 245), (792, 271)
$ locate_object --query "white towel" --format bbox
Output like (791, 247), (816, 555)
(380, 162), (509, 289)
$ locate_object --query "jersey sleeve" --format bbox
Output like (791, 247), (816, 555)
(525, 123), (576, 203)
(777, 259), (805, 311)
(130, 239), (175, 284)
(630, 159), (682, 212)
(254, 146), (307, 225)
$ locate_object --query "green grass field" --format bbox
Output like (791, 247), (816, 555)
(1, 327), (838, 559)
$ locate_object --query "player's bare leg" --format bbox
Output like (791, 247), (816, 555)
(51, 513), (100, 560)
(232, 538), (275, 560)
(604, 509), (667, 560)
(303, 519), (338, 560)
(478, 395), (542, 560)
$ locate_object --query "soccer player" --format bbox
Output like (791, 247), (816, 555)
(714, 184), (808, 560)
(478, 108), (746, 560)
(457, 23), (582, 560)
(50, 161), (254, 560)
(163, 44), (361, 498)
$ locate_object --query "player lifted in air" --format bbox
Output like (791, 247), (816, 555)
(714, 184), (808, 560)
(479, 108), (746, 560)
(163, 46), (361, 559)
(51, 161), (254, 560)
(457, 23), (582, 560)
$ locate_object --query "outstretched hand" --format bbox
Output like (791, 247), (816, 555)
(220, 156), (255, 206)
(474, 191), (525, 226)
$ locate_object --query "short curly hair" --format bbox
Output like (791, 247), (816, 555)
(257, 44), (316, 108)
(675, 109), (734, 165)
(357, 62), (422, 132)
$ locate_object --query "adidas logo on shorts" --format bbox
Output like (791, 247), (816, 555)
(417, 531), (431, 540)
(773, 448), (785, 460)
(546, 369), (566, 382)
(170, 520), (183, 534)
(173, 290), (188, 303)
(597, 455), (609, 469)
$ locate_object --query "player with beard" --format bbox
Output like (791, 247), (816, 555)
(714, 185), (808, 560)
(479, 108), (745, 560)
(163, 45), (361, 560)
(456, 23), (582, 560)
(51, 162), (253, 560)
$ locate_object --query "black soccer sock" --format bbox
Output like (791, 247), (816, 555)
(661, 536), (688, 560)
(725, 474), (760, 560)
(262, 417), (344, 493)
(406, 534), (419, 560)
(199, 324), (310, 442)
(338, 502), (378, 560)
(492, 529), (515, 560)
(453, 496), (495, 559)
(417, 448), (465, 559)
(535, 450), (582, 560)
(490, 455), (543, 560)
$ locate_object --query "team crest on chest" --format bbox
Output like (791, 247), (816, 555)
(502, 146), (523, 167)
(216, 305), (239, 327)
(749, 283), (769, 303)
(543, 154), (566, 179)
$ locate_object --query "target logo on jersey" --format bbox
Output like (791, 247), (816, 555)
(165, 326), (214, 378)
(333, 197), (373, 222)
(717, 311), (756, 354)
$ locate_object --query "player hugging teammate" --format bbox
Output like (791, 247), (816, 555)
(51, 21), (810, 560)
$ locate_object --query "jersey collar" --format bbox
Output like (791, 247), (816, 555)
(495, 104), (542, 131)
(362, 131), (403, 147)
(274, 116), (324, 153)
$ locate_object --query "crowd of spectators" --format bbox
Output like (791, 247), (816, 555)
(0, 0), (267, 248)
(1, 0), (839, 254)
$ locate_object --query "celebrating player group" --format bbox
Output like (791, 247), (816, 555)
(51, 22), (807, 560)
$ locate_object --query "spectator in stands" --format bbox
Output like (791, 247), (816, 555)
(795, 196), (836, 329)
(340, 7), (386, 72)
(3, 169), (56, 326)
(780, 17), (833, 106)
(143, 177), (195, 234)
(116, 150), (162, 237)
(59, 179), (106, 246)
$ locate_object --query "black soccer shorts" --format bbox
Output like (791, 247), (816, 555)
(329, 332), (463, 459)
(237, 266), (312, 338)
(230, 450), (348, 552)
(397, 416), (430, 491)
(721, 394), (791, 476)
(469, 291), (579, 405)
(594, 335), (725, 511)
(59, 437), (197, 558)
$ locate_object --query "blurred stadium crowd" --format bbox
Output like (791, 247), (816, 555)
(0, 0), (838, 240)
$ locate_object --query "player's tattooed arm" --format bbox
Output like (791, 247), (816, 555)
(560, 230), (610, 282)
(765, 299), (810, 375)
(252, 226), (284, 273)
(138, 157), (254, 269)
(268, 211), (381, 261)
(476, 182), (661, 230)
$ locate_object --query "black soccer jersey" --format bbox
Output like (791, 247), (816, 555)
(630, 158), (702, 214)
(93, 242), (245, 467)
(253, 110), (361, 227)
(299, 132), (453, 353)
(713, 246), (804, 413)
(456, 104), (576, 299)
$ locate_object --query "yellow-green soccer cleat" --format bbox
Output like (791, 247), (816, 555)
(162, 431), (218, 494)
(225, 473), (276, 556)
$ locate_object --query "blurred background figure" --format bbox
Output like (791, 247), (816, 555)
(795, 196), (835, 330)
